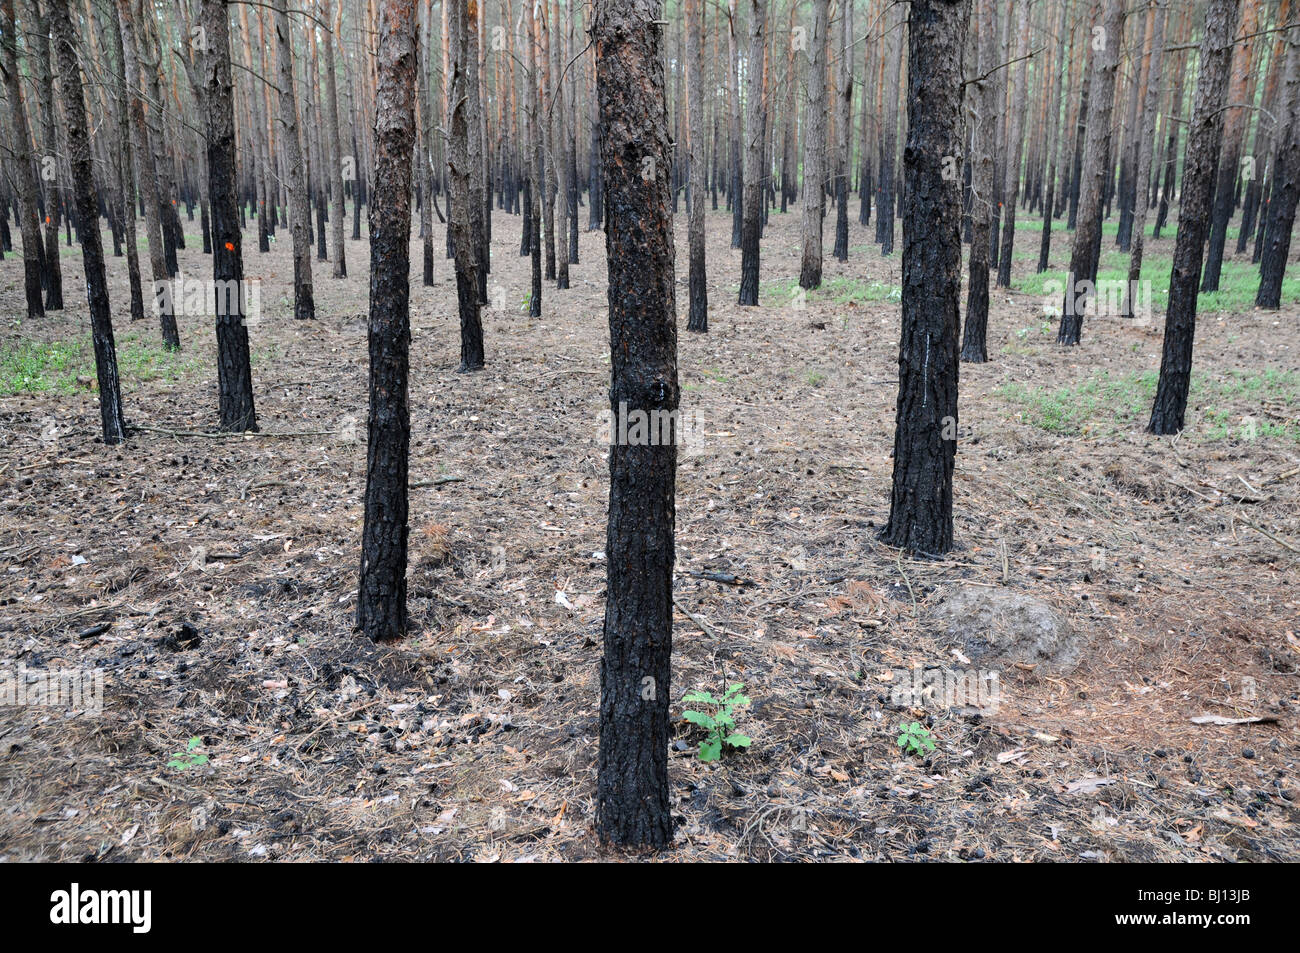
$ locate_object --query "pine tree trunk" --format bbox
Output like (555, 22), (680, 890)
(1125, 0), (1166, 321)
(201, 0), (257, 433)
(1202, 0), (1261, 291)
(995, 0), (1029, 287)
(798, 0), (828, 289)
(1149, 0), (1242, 433)
(30, 0), (64, 311)
(448, 0), (485, 369)
(1037, 0), (1072, 272)
(738, 0), (765, 305)
(274, 0), (315, 320)
(593, 0), (677, 850)
(963, 0), (998, 363)
(882, 0), (969, 557)
(116, 0), (177, 347)
(357, 0), (418, 643)
(1, 0), (47, 319)
(685, 0), (708, 331)
(48, 0), (125, 443)
(1256, 5), (1299, 309)
(1058, 0), (1123, 346)
(321, 0), (348, 277)
(832, 0), (852, 262)
(877, 1), (905, 255)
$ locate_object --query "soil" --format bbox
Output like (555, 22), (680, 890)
(1, 203), (1298, 862)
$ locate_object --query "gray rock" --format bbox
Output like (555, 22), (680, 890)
(929, 585), (1079, 671)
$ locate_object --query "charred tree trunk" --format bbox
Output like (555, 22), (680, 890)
(31, 0), (63, 311)
(882, 0), (968, 557)
(274, 0), (315, 320)
(1, 0), (46, 318)
(1124, 0), (1166, 320)
(357, 0), (418, 643)
(448, 0), (485, 369)
(963, 0), (998, 363)
(832, 0), (852, 262)
(995, 0), (1029, 287)
(1202, 0), (1260, 292)
(798, 0), (828, 289)
(1256, 7), (1299, 310)
(737, 0), (765, 306)
(322, 0), (348, 277)
(201, 0), (257, 433)
(1037, 0), (1072, 272)
(49, 0), (125, 443)
(1149, 0), (1241, 433)
(685, 0), (708, 331)
(116, 0), (177, 347)
(877, 2), (904, 255)
(593, 0), (677, 850)
(1058, 0), (1123, 346)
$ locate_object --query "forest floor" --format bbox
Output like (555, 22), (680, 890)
(1, 202), (1299, 862)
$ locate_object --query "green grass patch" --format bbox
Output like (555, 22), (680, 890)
(999, 368), (1300, 442)
(1012, 251), (1299, 317)
(0, 333), (201, 396)
(758, 274), (902, 307)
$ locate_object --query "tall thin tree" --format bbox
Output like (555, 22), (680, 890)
(882, 0), (969, 556)
(357, 0), (418, 642)
(1149, 0), (1242, 433)
(201, 0), (257, 432)
(48, 0), (125, 443)
(594, 0), (678, 849)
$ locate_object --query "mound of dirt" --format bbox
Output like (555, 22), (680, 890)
(930, 585), (1081, 672)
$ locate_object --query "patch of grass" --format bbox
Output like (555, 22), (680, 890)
(1013, 250), (1298, 318)
(757, 274), (901, 308)
(999, 368), (1300, 442)
(0, 339), (86, 395)
(0, 334), (200, 396)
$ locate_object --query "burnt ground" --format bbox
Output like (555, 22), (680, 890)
(1, 203), (1298, 862)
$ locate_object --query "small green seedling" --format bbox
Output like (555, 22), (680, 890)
(897, 721), (936, 758)
(682, 683), (752, 762)
(167, 737), (209, 771)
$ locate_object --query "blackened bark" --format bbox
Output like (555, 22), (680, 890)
(1149, 0), (1241, 433)
(995, 0), (1029, 288)
(201, 0), (257, 433)
(30, 0), (63, 311)
(357, 0), (418, 643)
(685, 0), (707, 331)
(49, 0), (125, 444)
(963, 0), (997, 363)
(322, 0), (347, 277)
(832, 0), (852, 262)
(1202, 0), (1259, 292)
(1, 0), (46, 319)
(448, 0), (484, 369)
(274, 0), (315, 320)
(1125, 0), (1166, 320)
(1058, 0), (1123, 346)
(594, 0), (677, 849)
(737, 0), (765, 306)
(877, 2), (904, 255)
(1037, 0), (1071, 273)
(882, 0), (968, 557)
(116, 0), (176, 348)
(798, 0), (828, 289)
(1256, 10), (1299, 310)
